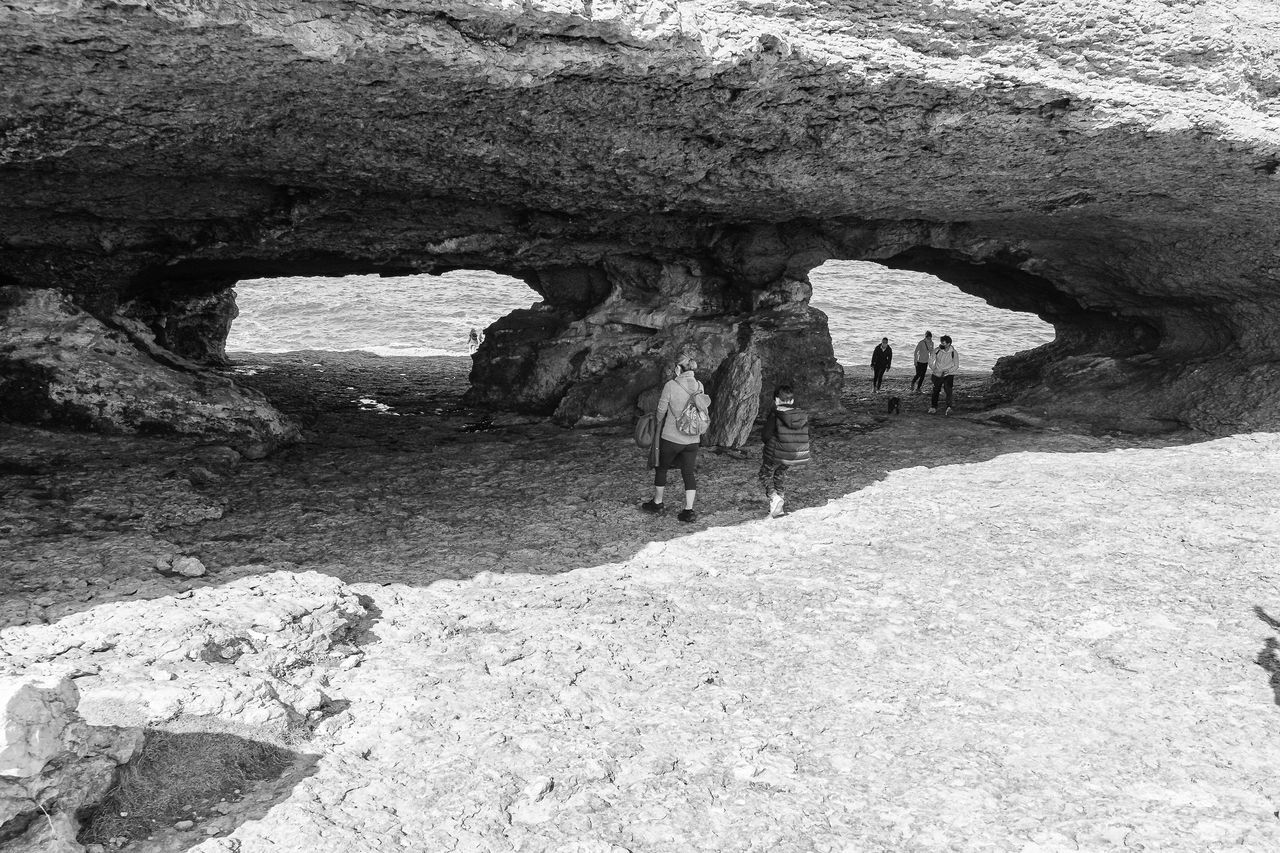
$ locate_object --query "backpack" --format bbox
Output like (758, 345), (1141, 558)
(674, 383), (712, 436)
(633, 412), (657, 449)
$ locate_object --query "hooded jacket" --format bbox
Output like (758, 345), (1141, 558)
(656, 370), (704, 445)
(931, 345), (959, 377)
(762, 404), (811, 466)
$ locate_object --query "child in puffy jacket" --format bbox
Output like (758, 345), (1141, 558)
(759, 384), (811, 518)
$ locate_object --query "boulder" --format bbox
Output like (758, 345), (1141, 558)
(0, 675), (144, 851)
(0, 287), (299, 455)
(705, 350), (762, 451)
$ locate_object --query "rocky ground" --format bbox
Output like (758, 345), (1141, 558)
(3, 352), (1279, 852)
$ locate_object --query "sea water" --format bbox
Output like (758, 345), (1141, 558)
(226, 261), (1054, 374)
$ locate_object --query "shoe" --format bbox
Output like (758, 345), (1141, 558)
(945, 407), (953, 416)
(928, 407), (937, 414)
(677, 509), (697, 523)
(640, 500), (664, 514)
(769, 494), (784, 518)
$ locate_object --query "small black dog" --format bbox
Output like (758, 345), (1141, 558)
(887, 395), (901, 415)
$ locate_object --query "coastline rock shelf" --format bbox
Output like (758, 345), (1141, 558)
(3, 0), (1280, 442)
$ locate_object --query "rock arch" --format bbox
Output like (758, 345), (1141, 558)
(3, 0), (1279, 446)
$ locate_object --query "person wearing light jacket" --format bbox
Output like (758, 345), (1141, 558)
(928, 334), (959, 415)
(912, 331), (934, 393)
(640, 354), (704, 523)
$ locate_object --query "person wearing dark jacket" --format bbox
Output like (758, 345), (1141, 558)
(870, 338), (893, 392)
(759, 384), (811, 518)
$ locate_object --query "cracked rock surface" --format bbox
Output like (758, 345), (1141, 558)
(2, 356), (1278, 851)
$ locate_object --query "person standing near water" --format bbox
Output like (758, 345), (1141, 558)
(929, 335), (959, 415)
(641, 353), (705, 523)
(912, 331), (934, 393)
(870, 337), (893, 393)
(467, 328), (481, 354)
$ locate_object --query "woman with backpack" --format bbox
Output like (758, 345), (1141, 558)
(640, 353), (708, 523)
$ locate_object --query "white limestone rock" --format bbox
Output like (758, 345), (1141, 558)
(0, 675), (143, 851)
(0, 572), (367, 733)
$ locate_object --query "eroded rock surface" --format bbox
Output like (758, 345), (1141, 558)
(2, 1), (1279, 435)
(0, 288), (299, 455)
(0, 675), (143, 852)
(2, 358), (1278, 851)
(0, 572), (368, 733)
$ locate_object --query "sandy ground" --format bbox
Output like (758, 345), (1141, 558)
(3, 352), (1280, 851)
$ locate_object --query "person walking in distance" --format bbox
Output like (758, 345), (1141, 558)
(640, 353), (706, 522)
(870, 337), (893, 393)
(912, 331), (934, 394)
(929, 335), (959, 415)
(759, 384), (811, 518)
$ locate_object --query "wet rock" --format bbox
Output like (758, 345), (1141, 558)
(187, 466), (221, 487)
(193, 445), (243, 475)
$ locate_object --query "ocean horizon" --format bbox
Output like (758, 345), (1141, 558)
(226, 261), (1055, 375)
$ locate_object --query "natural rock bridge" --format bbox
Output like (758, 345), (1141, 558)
(3, 0), (1280, 453)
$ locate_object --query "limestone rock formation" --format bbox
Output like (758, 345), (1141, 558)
(0, 675), (144, 852)
(0, 288), (299, 456)
(705, 349), (762, 451)
(0, 572), (368, 734)
(2, 1), (1280, 434)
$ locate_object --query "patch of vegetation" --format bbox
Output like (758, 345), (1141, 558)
(78, 730), (293, 846)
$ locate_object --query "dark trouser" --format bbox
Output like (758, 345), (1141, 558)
(655, 439), (699, 490)
(931, 374), (955, 409)
(872, 366), (887, 390)
(913, 361), (928, 391)
(758, 459), (788, 498)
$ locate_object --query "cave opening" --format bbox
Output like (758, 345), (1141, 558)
(808, 259), (1057, 384)
(221, 269), (537, 420)
(227, 269), (535, 361)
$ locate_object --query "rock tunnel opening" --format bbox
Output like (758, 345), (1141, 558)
(227, 270), (535, 360)
(809, 260), (1057, 384)
(221, 269), (537, 417)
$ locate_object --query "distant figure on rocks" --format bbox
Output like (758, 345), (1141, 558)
(912, 331), (934, 394)
(871, 337), (893, 392)
(467, 328), (482, 354)
(759, 384), (811, 518)
(641, 353), (706, 523)
(929, 335), (959, 415)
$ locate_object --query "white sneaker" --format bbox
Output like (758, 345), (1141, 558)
(928, 407), (937, 414)
(769, 494), (784, 518)
(945, 407), (953, 416)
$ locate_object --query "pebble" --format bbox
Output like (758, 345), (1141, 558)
(175, 819), (195, 830)
(171, 556), (207, 577)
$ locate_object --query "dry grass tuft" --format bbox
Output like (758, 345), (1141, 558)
(79, 730), (292, 845)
